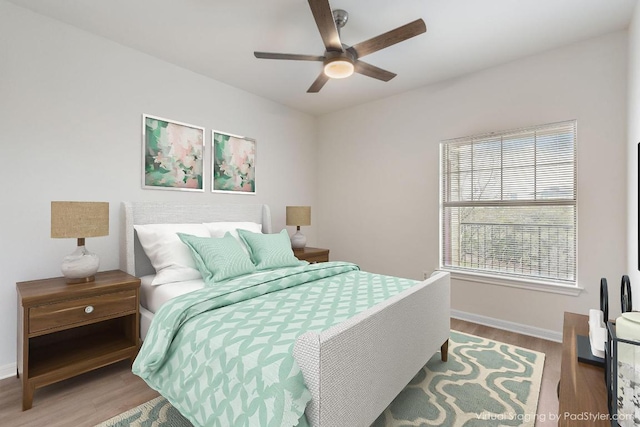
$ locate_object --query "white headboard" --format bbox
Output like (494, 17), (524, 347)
(121, 201), (272, 277)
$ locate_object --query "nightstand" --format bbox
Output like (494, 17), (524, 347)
(16, 270), (140, 410)
(293, 247), (330, 263)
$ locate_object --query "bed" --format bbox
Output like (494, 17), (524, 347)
(121, 201), (450, 427)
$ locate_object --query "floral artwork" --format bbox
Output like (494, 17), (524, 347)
(143, 115), (204, 191)
(212, 131), (256, 194)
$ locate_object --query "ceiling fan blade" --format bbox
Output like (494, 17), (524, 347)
(354, 60), (396, 82)
(308, 0), (343, 52)
(254, 52), (324, 61)
(350, 18), (426, 58)
(307, 72), (330, 93)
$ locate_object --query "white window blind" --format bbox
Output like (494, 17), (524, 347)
(440, 120), (577, 285)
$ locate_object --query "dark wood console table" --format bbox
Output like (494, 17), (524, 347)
(558, 312), (609, 426)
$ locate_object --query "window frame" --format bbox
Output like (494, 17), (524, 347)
(438, 120), (580, 294)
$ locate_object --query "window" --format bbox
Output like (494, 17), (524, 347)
(440, 120), (577, 286)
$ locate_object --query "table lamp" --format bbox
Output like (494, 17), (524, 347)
(286, 206), (311, 249)
(51, 201), (109, 283)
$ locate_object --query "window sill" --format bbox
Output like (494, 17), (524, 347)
(439, 269), (584, 296)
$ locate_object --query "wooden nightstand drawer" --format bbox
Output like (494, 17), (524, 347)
(29, 290), (137, 335)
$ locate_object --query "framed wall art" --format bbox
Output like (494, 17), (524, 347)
(212, 130), (256, 194)
(142, 114), (205, 191)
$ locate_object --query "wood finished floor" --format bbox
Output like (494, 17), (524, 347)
(0, 318), (562, 427)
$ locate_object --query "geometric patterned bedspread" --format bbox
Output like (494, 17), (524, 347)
(132, 261), (420, 427)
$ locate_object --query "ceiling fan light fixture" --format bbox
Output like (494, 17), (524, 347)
(323, 58), (354, 79)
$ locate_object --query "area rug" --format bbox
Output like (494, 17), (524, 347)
(96, 331), (544, 427)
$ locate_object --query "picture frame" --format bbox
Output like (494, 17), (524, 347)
(212, 130), (256, 194)
(142, 114), (205, 192)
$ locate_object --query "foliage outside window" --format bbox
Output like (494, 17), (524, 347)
(440, 120), (577, 285)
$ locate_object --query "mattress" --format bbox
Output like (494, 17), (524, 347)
(140, 270), (280, 314)
(139, 274), (205, 314)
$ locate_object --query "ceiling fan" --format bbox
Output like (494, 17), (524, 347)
(254, 0), (426, 93)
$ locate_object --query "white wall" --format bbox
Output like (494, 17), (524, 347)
(317, 31), (628, 335)
(0, 1), (317, 373)
(1, 0), (633, 376)
(627, 1), (640, 309)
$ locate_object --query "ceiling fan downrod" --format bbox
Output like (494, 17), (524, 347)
(332, 9), (349, 38)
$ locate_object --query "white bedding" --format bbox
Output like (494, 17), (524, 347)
(140, 275), (206, 339)
(140, 271), (279, 315)
(140, 275), (205, 314)
(138, 271), (295, 340)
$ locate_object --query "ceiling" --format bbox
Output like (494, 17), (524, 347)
(7, 0), (638, 116)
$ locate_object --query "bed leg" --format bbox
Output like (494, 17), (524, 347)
(441, 339), (449, 362)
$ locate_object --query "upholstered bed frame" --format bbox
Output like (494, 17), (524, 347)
(121, 201), (450, 427)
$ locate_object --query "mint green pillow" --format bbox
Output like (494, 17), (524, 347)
(177, 232), (256, 283)
(237, 229), (303, 270)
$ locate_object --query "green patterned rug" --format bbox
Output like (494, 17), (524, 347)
(96, 331), (544, 427)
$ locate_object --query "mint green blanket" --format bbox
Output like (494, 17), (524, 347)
(132, 262), (419, 427)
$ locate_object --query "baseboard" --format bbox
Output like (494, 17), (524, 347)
(0, 362), (17, 380)
(451, 309), (562, 343)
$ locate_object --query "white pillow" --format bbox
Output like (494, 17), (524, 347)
(203, 222), (263, 253)
(134, 223), (210, 286)
(203, 221), (263, 238)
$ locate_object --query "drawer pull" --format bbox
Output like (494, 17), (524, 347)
(84, 306), (94, 314)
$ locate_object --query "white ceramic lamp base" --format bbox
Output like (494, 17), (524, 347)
(61, 245), (99, 284)
(290, 230), (307, 249)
